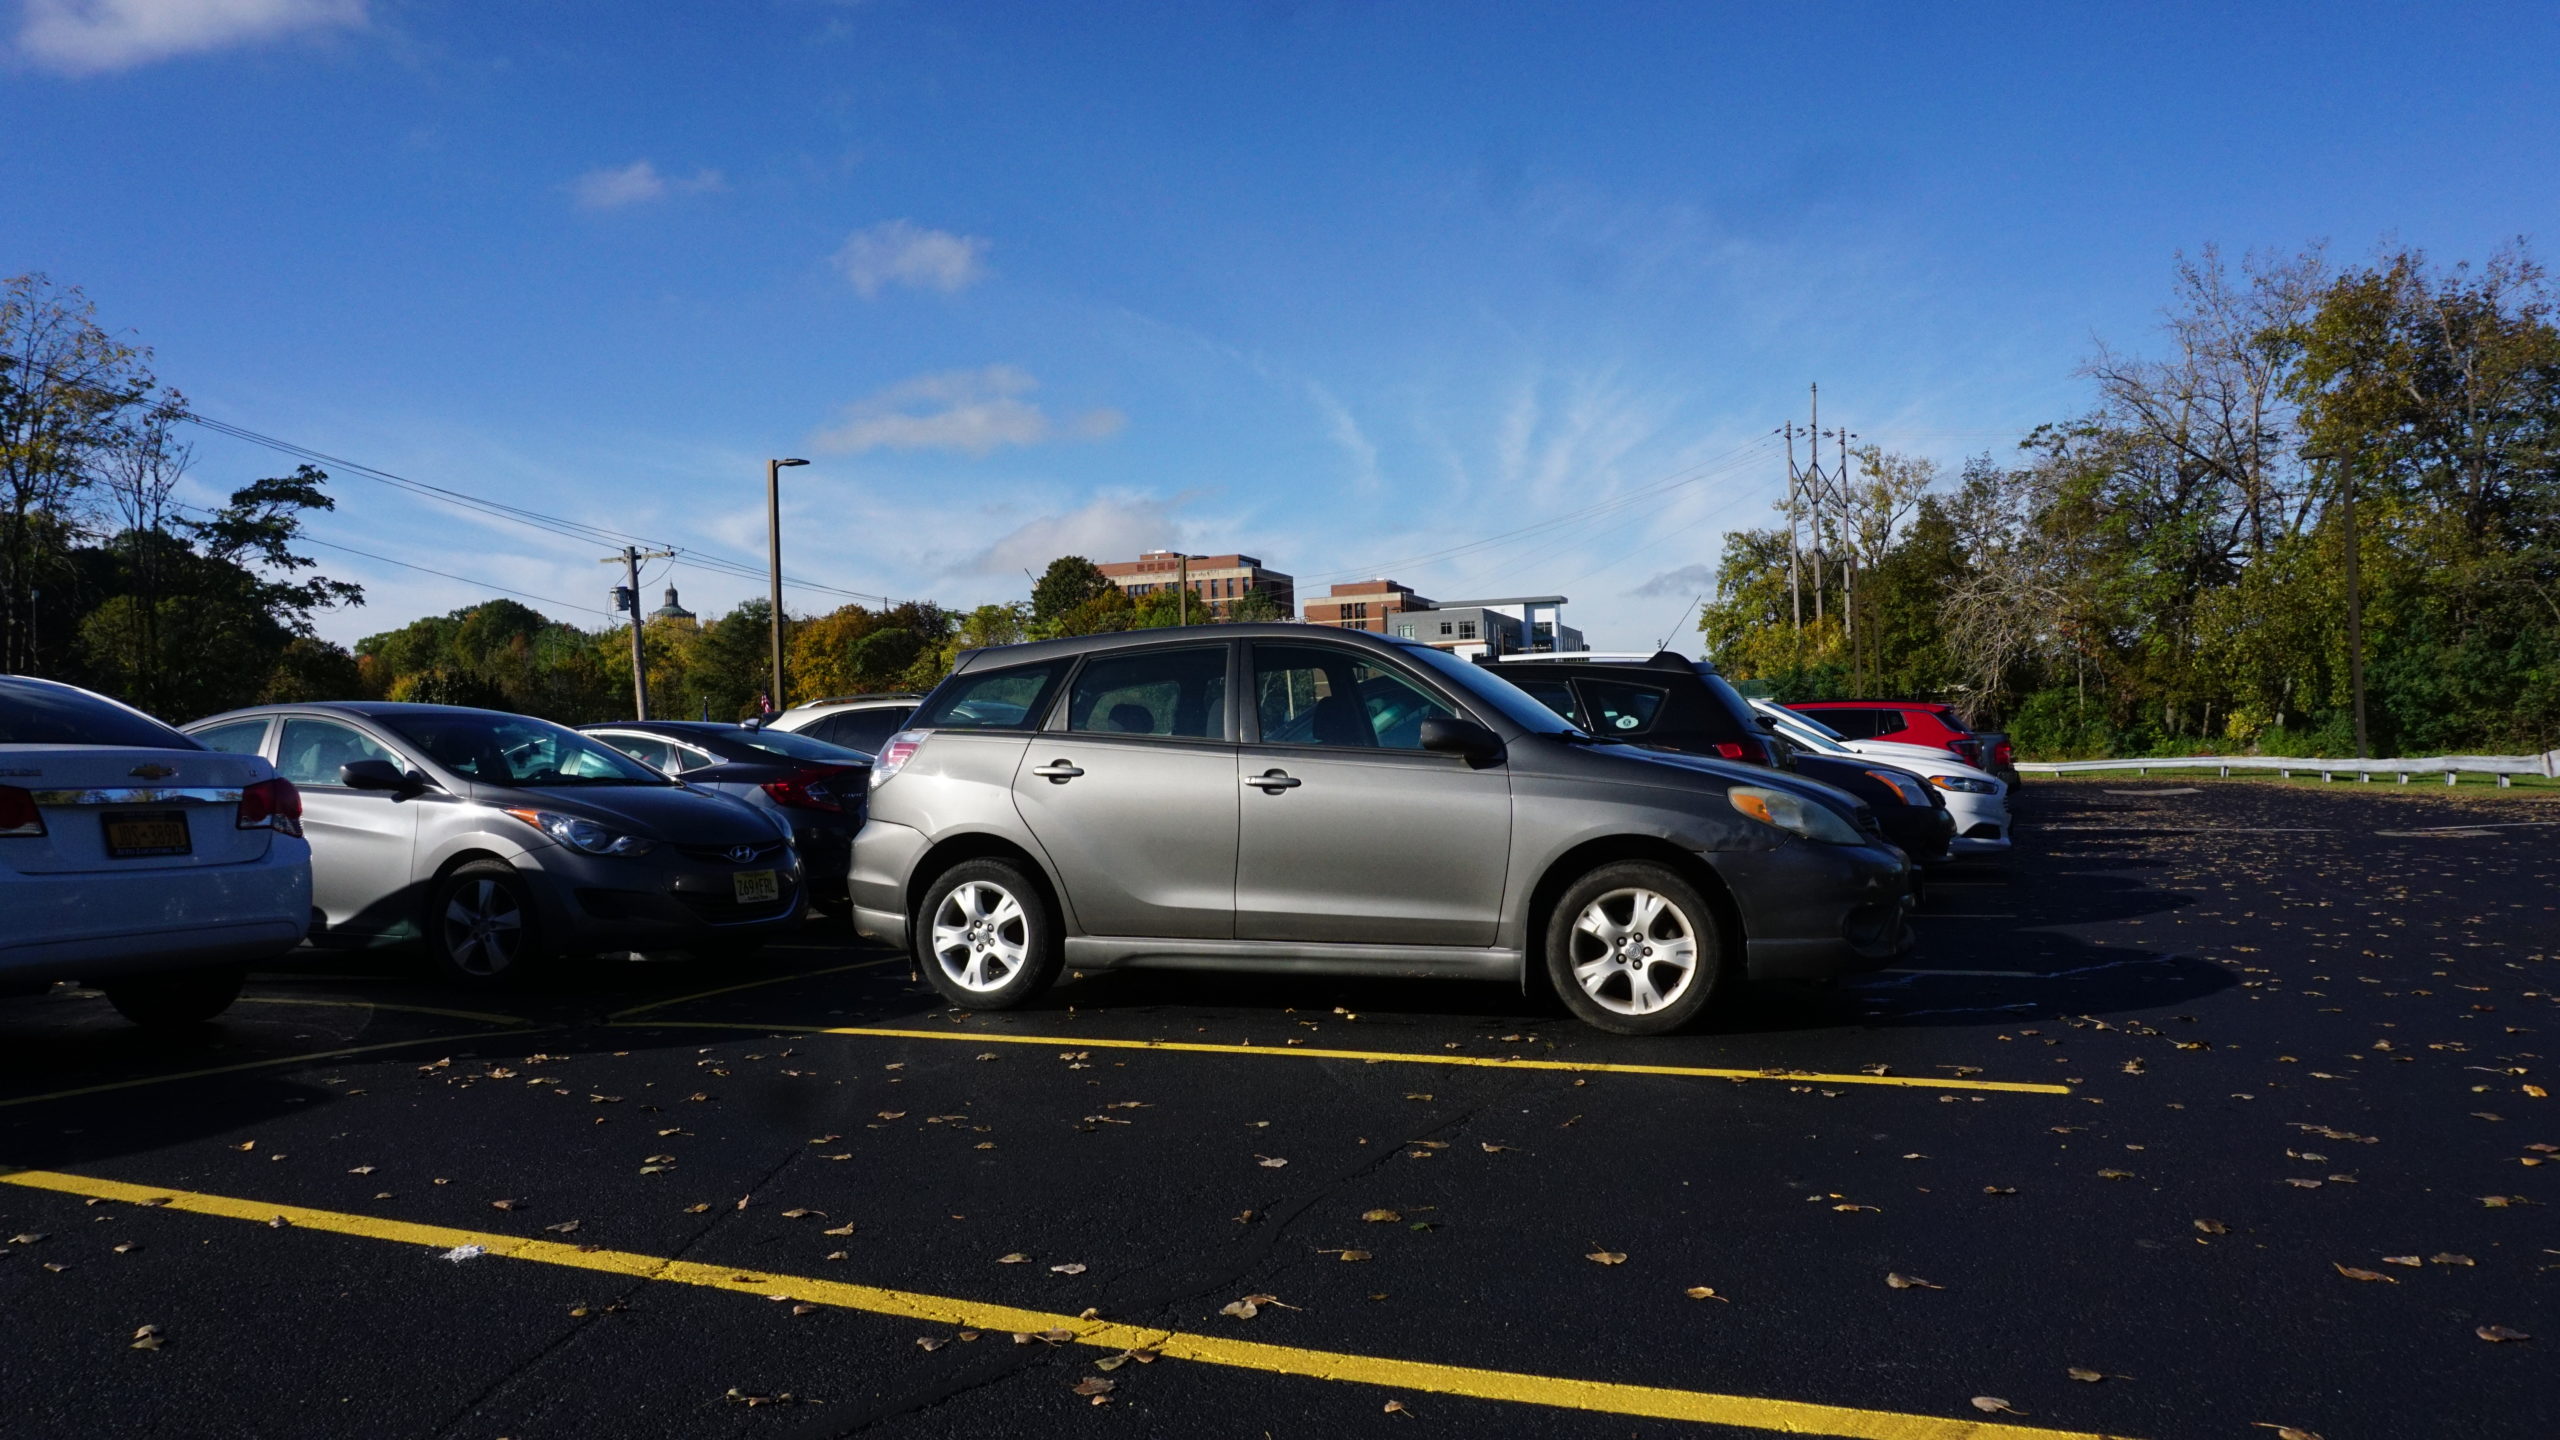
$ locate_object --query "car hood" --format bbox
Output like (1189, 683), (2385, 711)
(1594, 743), (1868, 815)
(463, 780), (780, 842)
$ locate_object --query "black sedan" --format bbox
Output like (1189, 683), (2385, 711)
(580, 721), (870, 911)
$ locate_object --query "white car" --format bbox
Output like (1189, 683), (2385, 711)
(763, 692), (921, 755)
(1, 676), (311, 1026)
(1751, 699), (2012, 853)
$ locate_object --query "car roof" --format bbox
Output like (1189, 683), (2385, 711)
(948, 622), (1427, 673)
(780, 693), (923, 712)
(580, 720), (743, 734)
(185, 700), (525, 729)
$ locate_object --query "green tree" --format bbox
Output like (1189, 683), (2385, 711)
(1030, 556), (1113, 629)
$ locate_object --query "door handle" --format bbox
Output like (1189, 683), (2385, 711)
(1030, 761), (1085, 784)
(1245, 769), (1301, 792)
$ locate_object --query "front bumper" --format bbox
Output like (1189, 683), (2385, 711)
(1716, 840), (1914, 981)
(0, 844), (312, 984)
(518, 839), (807, 959)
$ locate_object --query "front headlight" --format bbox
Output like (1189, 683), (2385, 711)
(504, 808), (655, 856)
(1727, 785), (1866, 845)
(1863, 769), (1929, 806)
(1929, 775), (1999, 795)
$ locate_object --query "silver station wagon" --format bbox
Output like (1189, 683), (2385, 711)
(849, 625), (1909, 1033)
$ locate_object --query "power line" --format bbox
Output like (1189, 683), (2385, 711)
(161, 497), (614, 618)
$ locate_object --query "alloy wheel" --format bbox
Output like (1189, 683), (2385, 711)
(930, 880), (1030, 993)
(443, 878), (526, 977)
(1567, 887), (1700, 1016)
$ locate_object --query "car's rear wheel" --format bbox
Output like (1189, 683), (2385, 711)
(102, 964), (245, 1028)
(916, 858), (1061, 1010)
(430, 860), (548, 985)
(1543, 861), (1733, 1035)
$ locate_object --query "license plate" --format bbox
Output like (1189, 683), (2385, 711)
(733, 869), (779, 904)
(103, 809), (191, 858)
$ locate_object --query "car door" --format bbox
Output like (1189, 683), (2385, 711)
(273, 715), (423, 936)
(1008, 643), (1238, 939)
(1234, 642), (1511, 946)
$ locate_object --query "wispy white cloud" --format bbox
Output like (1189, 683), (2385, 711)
(832, 219), (990, 298)
(810, 366), (1123, 457)
(16, 0), (363, 75)
(1630, 563), (1716, 599)
(954, 491), (1186, 580)
(569, 160), (724, 211)
(1305, 381), (1381, 491)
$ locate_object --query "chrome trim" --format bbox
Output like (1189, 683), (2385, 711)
(30, 787), (244, 806)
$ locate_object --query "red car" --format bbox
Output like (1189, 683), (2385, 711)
(1783, 701), (1995, 769)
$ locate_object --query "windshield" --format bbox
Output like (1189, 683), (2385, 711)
(1759, 705), (1854, 755)
(734, 729), (873, 764)
(1400, 646), (1594, 736)
(383, 711), (671, 787)
(0, 677), (199, 748)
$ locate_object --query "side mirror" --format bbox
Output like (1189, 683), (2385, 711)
(341, 759), (421, 792)
(1419, 717), (1505, 766)
(1753, 714), (1779, 730)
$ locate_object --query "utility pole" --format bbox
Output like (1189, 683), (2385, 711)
(765, 457), (809, 712)
(601, 546), (676, 719)
(1780, 422), (1804, 630)
(1808, 386), (1824, 625)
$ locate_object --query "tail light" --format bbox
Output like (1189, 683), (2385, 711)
(1711, 737), (1772, 765)
(1992, 739), (2015, 767)
(238, 777), (303, 837)
(763, 764), (860, 813)
(0, 785), (44, 837)
(870, 731), (927, 789)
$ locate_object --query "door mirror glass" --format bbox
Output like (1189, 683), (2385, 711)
(1417, 717), (1503, 763)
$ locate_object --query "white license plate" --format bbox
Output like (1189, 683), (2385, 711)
(733, 869), (779, 904)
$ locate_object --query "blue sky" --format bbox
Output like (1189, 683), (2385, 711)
(7, 1), (2556, 650)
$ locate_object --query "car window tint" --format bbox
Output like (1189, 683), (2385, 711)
(669, 744), (722, 772)
(1507, 674), (1582, 726)
(0, 677), (198, 748)
(1067, 646), (1229, 740)
(1252, 645), (1455, 750)
(191, 719), (270, 756)
(276, 718), (403, 787)
(824, 708), (911, 753)
(1577, 679), (1670, 735)
(1811, 708), (1875, 738)
(596, 734), (677, 772)
(912, 662), (1069, 731)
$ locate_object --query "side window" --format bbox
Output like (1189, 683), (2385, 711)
(668, 745), (720, 772)
(275, 718), (402, 788)
(1067, 646), (1229, 741)
(829, 707), (914, 753)
(1252, 644), (1457, 751)
(912, 662), (1069, 731)
(1507, 675), (1583, 727)
(1811, 708), (1876, 739)
(192, 718), (271, 756)
(596, 734), (677, 772)
(1578, 679), (1671, 735)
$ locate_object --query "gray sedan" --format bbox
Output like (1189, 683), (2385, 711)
(848, 625), (1910, 1034)
(186, 702), (805, 983)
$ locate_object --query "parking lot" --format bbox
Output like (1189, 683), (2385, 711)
(4, 780), (2552, 1440)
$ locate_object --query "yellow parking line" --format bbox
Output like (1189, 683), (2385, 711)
(612, 1019), (2069, 1095)
(606, 958), (905, 1021)
(232, 995), (537, 1027)
(0, 1030), (550, 1110)
(0, 1168), (2126, 1439)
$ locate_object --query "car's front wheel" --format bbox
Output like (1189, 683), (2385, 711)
(101, 964), (245, 1028)
(1543, 861), (1733, 1035)
(429, 860), (548, 985)
(916, 858), (1061, 1010)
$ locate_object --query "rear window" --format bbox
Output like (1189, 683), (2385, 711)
(912, 660), (1070, 731)
(0, 677), (199, 749)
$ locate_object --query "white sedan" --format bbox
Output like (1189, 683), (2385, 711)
(1752, 699), (2012, 853)
(1, 676), (311, 1026)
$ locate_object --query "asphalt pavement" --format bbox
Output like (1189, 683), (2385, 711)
(3, 778), (2552, 1440)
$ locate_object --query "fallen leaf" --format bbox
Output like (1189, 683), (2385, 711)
(2067, 1367), (2104, 1382)
(2333, 1263), (2396, 1283)
(1585, 1251), (1626, 1265)
(823, 1223), (856, 1236)
(1885, 1273), (1943, 1290)
(1480, 1143), (1513, 1153)
(348, 1166), (374, 1175)
(1051, 1262), (1087, 1275)
(916, 1336), (946, 1352)
(1972, 1396), (2023, 1415)
(791, 1303), (816, 1316)
(1383, 1399), (1411, 1415)
(1072, 1377), (1114, 1397)
(1685, 1286), (1727, 1302)
(2476, 1325), (2531, 1342)
(1330, 1249), (1371, 1262)
(2251, 1425), (2324, 1440)
(544, 1220), (582, 1235)
(6, 1233), (44, 1245)
(2380, 1255), (2420, 1267)
(489, 1199), (521, 1211)
(998, 1252), (1030, 1264)
(2432, 1253), (2476, 1266)
(1363, 1209), (1402, 1223)
(111, 1242), (138, 1255)
(2097, 1168), (2135, 1180)
(1256, 1155), (1289, 1168)
(2194, 1219), (2230, 1235)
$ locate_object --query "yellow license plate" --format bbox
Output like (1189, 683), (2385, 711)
(733, 869), (779, 904)
(103, 810), (191, 858)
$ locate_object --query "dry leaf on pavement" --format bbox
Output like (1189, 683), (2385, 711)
(1885, 1273), (1943, 1290)
(2067, 1367), (2104, 1382)
(1684, 1286), (1727, 1301)
(2332, 1263), (2396, 1283)
(2476, 1325), (2531, 1342)
(1971, 1396), (2023, 1415)
(1585, 1251), (1626, 1265)
(1051, 1262), (1087, 1275)
(1363, 1209), (1401, 1222)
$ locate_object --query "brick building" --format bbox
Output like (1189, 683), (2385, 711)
(1095, 551), (1296, 619)
(1302, 578), (1433, 634)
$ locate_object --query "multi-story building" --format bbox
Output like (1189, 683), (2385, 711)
(1302, 578), (1433, 634)
(1095, 551), (1296, 619)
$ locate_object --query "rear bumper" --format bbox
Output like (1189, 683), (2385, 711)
(0, 846), (312, 983)
(1719, 841), (1914, 981)
(846, 819), (928, 948)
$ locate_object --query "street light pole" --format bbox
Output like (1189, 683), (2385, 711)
(766, 457), (808, 714)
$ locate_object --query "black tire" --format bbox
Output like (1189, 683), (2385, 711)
(428, 859), (549, 986)
(914, 858), (1062, 1010)
(1542, 861), (1734, 1035)
(103, 965), (245, 1028)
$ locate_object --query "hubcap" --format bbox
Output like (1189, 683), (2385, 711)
(442, 878), (525, 977)
(930, 881), (1030, 994)
(1567, 887), (1699, 1016)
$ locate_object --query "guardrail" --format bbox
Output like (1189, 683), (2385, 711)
(2015, 752), (2559, 786)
